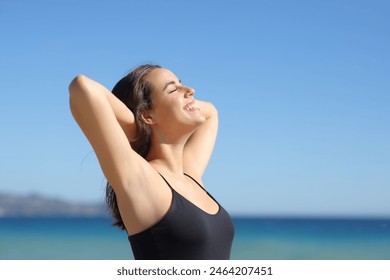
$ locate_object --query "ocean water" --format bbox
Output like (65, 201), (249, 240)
(0, 217), (389, 260)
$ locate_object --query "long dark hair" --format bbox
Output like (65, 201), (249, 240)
(106, 64), (161, 230)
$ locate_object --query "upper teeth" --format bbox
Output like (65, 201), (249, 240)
(185, 104), (196, 110)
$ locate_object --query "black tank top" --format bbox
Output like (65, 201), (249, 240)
(128, 174), (235, 260)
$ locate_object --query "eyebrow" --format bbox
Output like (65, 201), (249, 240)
(162, 80), (182, 91)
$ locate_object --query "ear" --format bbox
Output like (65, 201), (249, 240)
(141, 110), (156, 125)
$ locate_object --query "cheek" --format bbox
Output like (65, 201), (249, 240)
(160, 96), (182, 111)
(152, 102), (175, 122)
(152, 95), (183, 121)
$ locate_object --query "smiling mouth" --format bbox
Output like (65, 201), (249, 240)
(184, 102), (198, 111)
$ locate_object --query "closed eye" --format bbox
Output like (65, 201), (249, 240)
(163, 79), (182, 93)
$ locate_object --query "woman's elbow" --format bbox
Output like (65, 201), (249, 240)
(209, 102), (218, 115)
(68, 74), (94, 115)
(205, 101), (218, 119)
(69, 74), (88, 96)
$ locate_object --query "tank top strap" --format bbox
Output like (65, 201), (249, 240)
(158, 173), (174, 190)
(159, 172), (206, 193)
(184, 173), (206, 191)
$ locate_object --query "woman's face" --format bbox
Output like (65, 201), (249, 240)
(145, 68), (206, 132)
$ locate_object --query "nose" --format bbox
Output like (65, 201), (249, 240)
(184, 86), (195, 98)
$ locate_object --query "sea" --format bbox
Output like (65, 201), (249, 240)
(0, 217), (390, 260)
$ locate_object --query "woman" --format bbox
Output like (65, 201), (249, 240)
(69, 64), (234, 259)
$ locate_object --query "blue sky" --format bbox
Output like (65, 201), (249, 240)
(0, 0), (389, 217)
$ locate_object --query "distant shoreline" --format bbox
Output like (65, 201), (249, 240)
(0, 193), (108, 218)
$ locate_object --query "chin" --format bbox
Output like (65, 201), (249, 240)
(180, 117), (205, 133)
(192, 115), (207, 125)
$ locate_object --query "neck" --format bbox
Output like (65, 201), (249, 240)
(146, 133), (190, 176)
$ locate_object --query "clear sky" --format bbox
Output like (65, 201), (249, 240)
(1, 0), (389, 217)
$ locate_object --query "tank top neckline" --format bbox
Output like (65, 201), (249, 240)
(159, 173), (221, 216)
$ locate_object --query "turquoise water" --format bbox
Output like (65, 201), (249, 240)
(0, 217), (389, 260)
(233, 218), (390, 259)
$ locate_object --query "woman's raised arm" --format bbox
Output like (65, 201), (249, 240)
(69, 75), (173, 234)
(69, 75), (138, 188)
(70, 75), (136, 140)
(183, 101), (218, 180)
